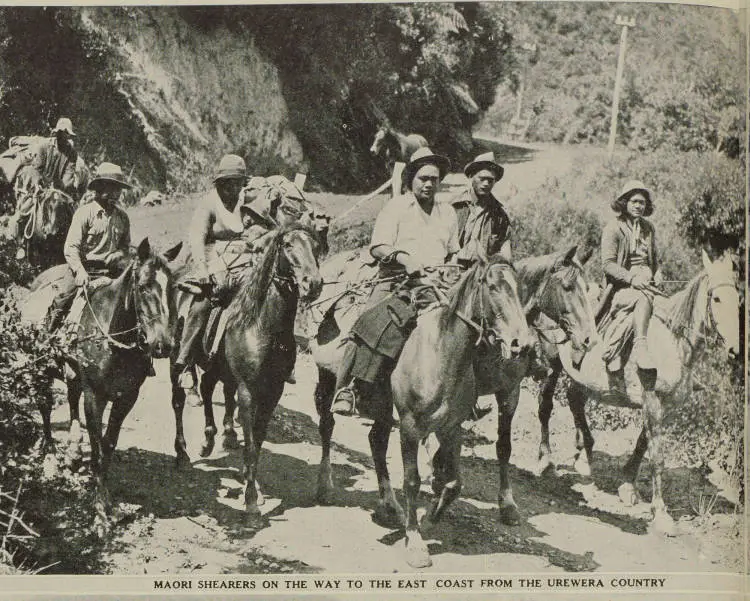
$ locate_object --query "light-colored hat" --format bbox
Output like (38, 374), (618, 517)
(213, 154), (247, 183)
(402, 147), (451, 188)
(612, 179), (653, 216)
(464, 151), (504, 180)
(51, 117), (75, 137)
(88, 162), (132, 190)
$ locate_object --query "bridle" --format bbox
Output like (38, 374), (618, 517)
(526, 260), (585, 347)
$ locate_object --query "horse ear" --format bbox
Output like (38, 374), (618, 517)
(562, 245), (577, 264)
(137, 238), (151, 262)
(163, 241), (183, 263)
(701, 248), (713, 271)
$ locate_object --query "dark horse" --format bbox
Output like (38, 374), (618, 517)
(170, 225), (322, 525)
(369, 125), (428, 174)
(28, 239), (176, 535)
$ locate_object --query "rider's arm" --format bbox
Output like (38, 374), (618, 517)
(370, 199), (408, 266)
(188, 205), (214, 277)
(63, 205), (89, 277)
(601, 221), (634, 286)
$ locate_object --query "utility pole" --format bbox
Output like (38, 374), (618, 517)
(607, 16), (636, 158)
(514, 42), (538, 121)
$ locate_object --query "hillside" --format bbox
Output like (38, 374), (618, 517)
(479, 3), (745, 154)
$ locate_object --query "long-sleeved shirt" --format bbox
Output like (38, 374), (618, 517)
(601, 215), (657, 288)
(32, 137), (78, 193)
(64, 200), (130, 276)
(450, 187), (511, 263)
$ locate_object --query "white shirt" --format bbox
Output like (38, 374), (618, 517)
(370, 192), (459, 267)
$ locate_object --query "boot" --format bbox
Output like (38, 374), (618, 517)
(602, 365), (627, 402)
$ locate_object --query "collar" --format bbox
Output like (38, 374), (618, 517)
(92, 199), (118, 217)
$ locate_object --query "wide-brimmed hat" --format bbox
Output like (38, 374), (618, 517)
(213, 154), (247, 183)
(88, 162), (132, 190)
(464, 151), (504, 180)
(402, 147), (451, 188)
(51, 117), (75, 137)
(611, 179), (653, 216)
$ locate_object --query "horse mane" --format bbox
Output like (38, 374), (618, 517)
(225, 223), (314, 331)
(515, 253), (556, 302)
(663, 271), (708, 336)
(446, 255), (513, 323)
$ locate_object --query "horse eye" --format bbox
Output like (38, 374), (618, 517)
(713, 296), (721, 303)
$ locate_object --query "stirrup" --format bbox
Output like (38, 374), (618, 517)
(331, 387), (356, 416)
(471, 403), (493, 421)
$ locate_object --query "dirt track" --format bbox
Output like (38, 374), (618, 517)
(43, 141), (743, 580)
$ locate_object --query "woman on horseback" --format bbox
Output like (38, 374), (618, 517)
(600, 179), (662, 393)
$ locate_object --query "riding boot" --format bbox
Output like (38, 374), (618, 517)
(603, 356), (627, 401)
(632, 296), (655, 370)
(175, 296), (211, 389)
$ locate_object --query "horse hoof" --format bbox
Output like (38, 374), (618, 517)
(533, 458), (555, 478)
(175, 453), (191, 469)
(499, 504), (521, 526)
(618, 483), (640, 507)
(573, 454), (591, 477)
(199, 442), (215, 458)
(650, 510), (676, 537)
(406, 544), (432, 569)
(244, 509), (266, 531)
(373, 502), (404, 529)
(222, 433), (240, 450)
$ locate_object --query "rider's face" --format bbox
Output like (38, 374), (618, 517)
(217, 177), (246, 209)
(411, 164), (440, 203)
(471, 169), (497, 198)
(625, 194), (648, 219)
(94, 182), (123, 206)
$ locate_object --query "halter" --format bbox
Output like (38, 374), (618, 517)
(525, 259), (584, 346)
(701, 281), (736, 348)
(81, 261), (148, 351)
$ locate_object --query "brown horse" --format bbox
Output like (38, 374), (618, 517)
(369, 125), (428, 173)
(29, 239), (176, 535)
(554, 250), (740, 534)
(170, 225), (322, 523)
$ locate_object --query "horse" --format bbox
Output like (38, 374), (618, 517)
(170, 225), (322, 526)
(12, 165), (76, 270)
(310, 254), (537, 567)
(27, 238), (176, 535)
(552, 250), (740, 534)
(369, 125), (428, 174)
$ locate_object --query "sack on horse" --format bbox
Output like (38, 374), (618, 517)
(0, 135), (44, 185)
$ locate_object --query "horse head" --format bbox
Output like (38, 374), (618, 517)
(277, 224), (323, 303)
(535, 245), (597, 365)
(702, 249), (740, 359)
(40, 188), (75, 239)
(460, 256), (534, 359)
(369, 126), (389, 156)
(130, 238), (175, 358)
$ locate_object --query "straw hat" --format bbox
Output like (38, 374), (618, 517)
(51, 117), (75, 137)
(612, 179), (653, 216)
(88, 162), (132, 190)
(213, 154), (247, 183)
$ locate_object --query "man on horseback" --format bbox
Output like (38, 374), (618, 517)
(451, 152), (511, 265)
(45, 162), (132, 331)
(598, 180), (662, 396)
(174, 154), (248, 388)
(330, 147), (458, 416)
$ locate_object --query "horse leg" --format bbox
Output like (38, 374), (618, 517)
(431, 443), (447, 496)
(101, 387), (140, 474)
(400, 420), (431, 568)
(83, 387), (110, 537)
(247, 379), (285, 509)
(425, 427), (462, 527)
(536, 362), (562, 476)
(199, 364), (219, 457)
(65, 373), (84, 469)
(314, 368), (336, 504)
(497, 385), (522, 525)
(568, 381), (594, 476)
(170, 362), (191, 468)
(371, 418), (404, 528)
(619, 428), (647, 507)
(222, 377), (239, 450)
(640, 374), (673, 535)
(236, 381), (263, 527)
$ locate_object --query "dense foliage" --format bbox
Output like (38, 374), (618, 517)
(481, 3), (745, 158)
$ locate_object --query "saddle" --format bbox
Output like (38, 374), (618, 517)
(65, 277), (113, 330)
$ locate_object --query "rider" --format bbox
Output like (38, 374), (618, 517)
(330, 147), (458, 416)
(173, 154), (248, 388)
(30, 117), (81, 197)
(451, 152), (511, 265)
(599, 179), (662, 394)
(46, 162), (132, 331)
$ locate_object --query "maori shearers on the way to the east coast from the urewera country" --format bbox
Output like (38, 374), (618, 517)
(9, 112), (741, 569)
